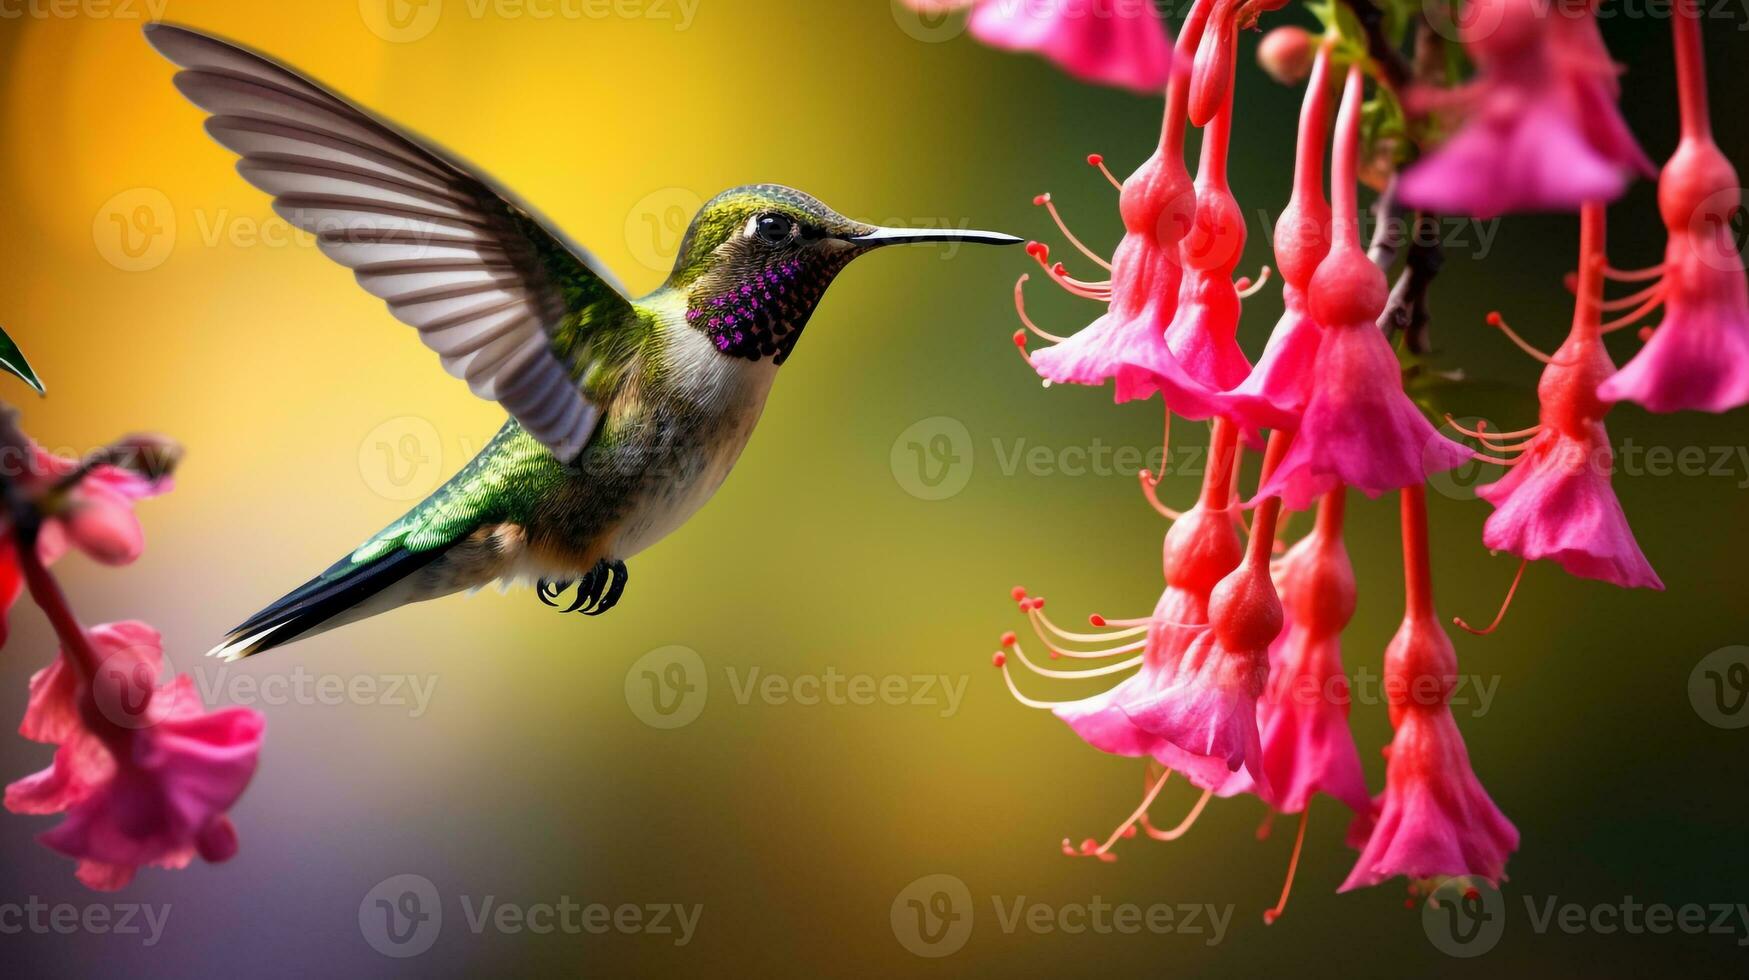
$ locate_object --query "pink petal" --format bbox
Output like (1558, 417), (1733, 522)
(1341, 707), (1518, 890)
(1216, 290), (1322, 431)
(1256, 321), (1473, 511)
(1599, 259), (1749, 414)
(64, 498), (147, 566)
(1478, 427), (1662, 589)
(1240, 630), (1371, 815)
(970, 0), (1172, 94)
(1399, 95), (1627, 218)
(40, 701), (264, 877)
(5, 737), (115, 815)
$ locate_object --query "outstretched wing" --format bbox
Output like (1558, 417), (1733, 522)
(144, 23), (633, 462)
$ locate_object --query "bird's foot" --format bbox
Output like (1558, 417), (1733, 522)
(536, 559), (627, 616)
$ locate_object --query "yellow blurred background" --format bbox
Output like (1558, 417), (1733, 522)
(2, 2), (1747, 976)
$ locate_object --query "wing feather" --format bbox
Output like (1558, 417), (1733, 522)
(146, 23), (637, 463)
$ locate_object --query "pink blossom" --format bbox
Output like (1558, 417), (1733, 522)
(42, 680), (263, 891)
(1344, 491), (1518, 890)
(8, 622), (265, 892)
(1219, 41), (1333, 431)
(1051, 493), (1242, 764)
(1120, 431), (1296, 800)
(1257, 68), (1473, 512)
(1116, 12), (1251, 414)
(966, 0), (1173, 94)
(1, 443), (171, 642)
(1458, 205), (1662, 589)
(1219, 492), (1371, 817)
(1020, 5), (1206, 393)
(1599, 129), (1749, 411)
(1398, 0), (1650, 218)
(1479, 425), (1661, 589)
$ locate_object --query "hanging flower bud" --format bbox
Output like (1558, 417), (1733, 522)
(1257, 26), (1316, 85)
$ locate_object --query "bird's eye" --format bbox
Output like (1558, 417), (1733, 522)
(755, 214), (793, 245)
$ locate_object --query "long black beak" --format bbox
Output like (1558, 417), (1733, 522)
(847, 227), (1023, 248)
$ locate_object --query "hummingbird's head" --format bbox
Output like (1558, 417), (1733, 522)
(663, 184), (1019, 364)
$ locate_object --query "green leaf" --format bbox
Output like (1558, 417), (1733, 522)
(0, 326), (43, 394)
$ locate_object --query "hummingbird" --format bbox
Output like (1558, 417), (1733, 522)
(142, 24), (1019, 661)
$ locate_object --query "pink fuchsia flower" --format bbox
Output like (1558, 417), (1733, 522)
(1016, 2), (1210, 394)
(1121, 429), (1294, 802)
(41, 679), (263, 892)
(1218, 491), (1370, 820)
(7, 621), (166, 816)
(948, 0), (1175, 94)
(993, 420), (1247, 860)
(1219, 41), (1333, 432)
(1205, 493), (1370, 924)
(7, 621), (265, 891)
(1256, 67), (1473, 512)
(1397, 0), (1651, 218)
(1463, 203), (1662, 593)
(0, 442), (172, 644)
(1117, 6), (1261, 411)
(1598, 5), (1749, 413)
(1547, 2), (1656, 180)
(1343, 488), (1518, 892)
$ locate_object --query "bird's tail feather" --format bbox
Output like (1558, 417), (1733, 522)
(209, 546), (448, 662)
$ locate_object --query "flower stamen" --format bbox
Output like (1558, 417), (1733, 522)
(1025, 242), (1114, 299)
(1028, 609), (1150, 647)
(1599, 287), (1667, 334)
(1454, 557), (1530, 636)
(1088, 153), (1123, 192)
(1139, 787), (1214, 841)
(1236, 265), (1273, 298)
(1013, 275), (1068, 343)
(1603, 263), (1666, 282)
(1008, 637), (1144, 678)
(992, 650), (1085, 709)
(1034, 193), (1115, 272)
(1599, 281), (1665, 312)
(1263, 808), (1311, 925)
(1486, 311), (1555, 364)
(1139, 469), (1186, 520)
(1061, 767), (1173, 861)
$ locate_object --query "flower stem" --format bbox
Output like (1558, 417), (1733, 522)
(0, 410), (104, 683)
(1574, 202), (1608, 341)
(1673, 0), (1711, 143)
(1400, 484), (1435, 621)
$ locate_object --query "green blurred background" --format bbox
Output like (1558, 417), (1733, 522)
(2, 1), (1747, 975)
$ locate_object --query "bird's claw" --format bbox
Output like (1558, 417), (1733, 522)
(536, 560), (628, 616)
